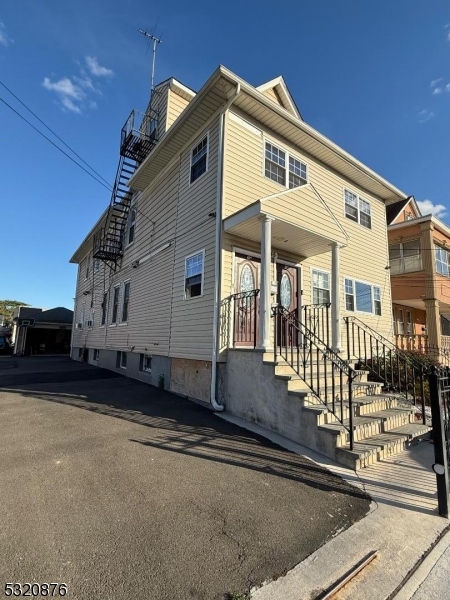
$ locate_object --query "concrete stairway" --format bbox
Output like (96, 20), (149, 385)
(264, 352), (431, 470)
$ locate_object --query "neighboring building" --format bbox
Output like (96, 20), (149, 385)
(70, 66), (428, 469)
(12, 307), (73, 355)
(388, 197), (450, 357)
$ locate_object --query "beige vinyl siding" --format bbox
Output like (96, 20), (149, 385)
(167, 88), (192, 129)
(222, 107), (394, 341)
(168, 119), (220, 360)
(263, 87), (283, 107)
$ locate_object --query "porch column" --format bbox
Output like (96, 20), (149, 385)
(331, 242), (341, 352)
(259, 215), (273, 350)
(424, 298), (441, 356)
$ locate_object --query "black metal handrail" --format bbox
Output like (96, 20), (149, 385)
(219, 290), (260, 349)
(345, 316), (427, 424)
(274, 305), (356, 450)
(302, 303), (331, 347)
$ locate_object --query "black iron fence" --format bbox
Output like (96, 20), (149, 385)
(219, 290), (260, 349)
(274, 305), (356, 450)
(428, 366), (450, 518)
(302, 303), (331, 347)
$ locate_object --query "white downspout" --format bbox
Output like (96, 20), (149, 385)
(210, 83), (241, 411)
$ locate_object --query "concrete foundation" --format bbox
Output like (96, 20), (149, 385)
(170, 358), (212, 403)
(224, 349), (336, 459)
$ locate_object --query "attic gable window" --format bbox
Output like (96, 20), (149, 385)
(190, 135), (208, 184)
(265, 141), (307, 189)
(344, 189), (372, 229)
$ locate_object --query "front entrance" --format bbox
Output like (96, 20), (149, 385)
(233, 252), (300, 348)
(276, 263), (299, 346)
(234, 253), (261, 346)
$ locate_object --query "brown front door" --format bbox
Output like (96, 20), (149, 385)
(234, 253), (260, 346)
(276, 264), (299, 346)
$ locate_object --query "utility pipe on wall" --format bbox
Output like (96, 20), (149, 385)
(210, 83), (241, 411)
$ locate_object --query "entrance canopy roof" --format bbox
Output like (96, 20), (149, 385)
(223, 184), (349, 258)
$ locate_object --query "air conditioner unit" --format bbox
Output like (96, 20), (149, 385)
(76, 323), (83, 330)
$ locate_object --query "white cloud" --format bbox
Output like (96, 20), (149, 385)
(42, 77), (85, 100)
(43, 58), (114, 114)
(446, 84), (450, 92)
(418, 109), (434, 123)
(85, 56), (114, 77)
(0, 21), (12, 46)
(417, 199), (447, 218)
(431, 78), (443, 88)
(433, 87), (443, 95)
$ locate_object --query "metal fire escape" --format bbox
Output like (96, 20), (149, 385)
(93, 106), (159, 271)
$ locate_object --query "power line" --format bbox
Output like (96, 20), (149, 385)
(0, 79), (112, 189)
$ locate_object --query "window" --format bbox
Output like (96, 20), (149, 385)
(185, 251), (204, 298)
(389, 240), (422, 275)
(117, 351), (127, 369)
(85, 257), (90, 279)
(435, 245), (450, 277)
(93, 259), (100, 272)
(190, 135), (208, 183)
(101, 292), (107, 326)
(140, 354), (152, 373)
(395, 309), (405, 335)
(344, 189), (371, 229)
(127, 206), (136, 245)
(93, 349), (100, 361)
(122, 282), (130, 322)
(265, 142), (286, 186)
(312, 269), (330, 304)
(264, 141), (307, 189)
(111, 286), (120, 324)
(405, 310), (412, 335)
(344, 278), (382, 315)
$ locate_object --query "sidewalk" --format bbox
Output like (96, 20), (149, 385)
(220, 415), (448, 600)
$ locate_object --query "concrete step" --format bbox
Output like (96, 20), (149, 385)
(335, 424), (432, 470)
(277, 373), (384, 397)
(317, 407), (414, 445)
(273, 362), (369, 382)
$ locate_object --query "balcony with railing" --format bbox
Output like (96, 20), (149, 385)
(389, 239), (422, 275)
(120, 108), (159, 164)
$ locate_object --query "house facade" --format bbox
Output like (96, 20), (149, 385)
(70, 67), (429, 468)
(388, 197), (450, 357)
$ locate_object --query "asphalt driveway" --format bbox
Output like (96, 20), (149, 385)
(0, 356), (370, 599)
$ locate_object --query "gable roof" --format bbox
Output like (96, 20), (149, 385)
(386, 196), (421, 225)
(256, 76), (302, 120)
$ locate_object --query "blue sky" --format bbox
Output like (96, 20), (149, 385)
(1, 0), (450, 309)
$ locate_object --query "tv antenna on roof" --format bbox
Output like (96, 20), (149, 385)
(139, 23), (162, 97)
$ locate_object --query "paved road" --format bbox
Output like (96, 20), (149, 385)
(0, 356), (370, 600)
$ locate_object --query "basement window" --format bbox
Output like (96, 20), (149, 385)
(190, 135), (208, 183)
(140, 354), (152, 373)
(185, 251), (204, 298)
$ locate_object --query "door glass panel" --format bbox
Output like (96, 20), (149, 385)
(240, 264), (255, 293)
(280, 273), (292, 308)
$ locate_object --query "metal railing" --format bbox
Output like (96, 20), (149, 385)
(302, 303), (331, 347)
(274, 305), (356, 450)
(219, 290), (260, 349)
(345, 316), (427, 424)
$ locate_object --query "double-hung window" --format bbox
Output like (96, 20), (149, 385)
(111, 286), (120, 324)
(344, 278), (381, 315)
(312, 269), (330, 304)
(389, 240), (422, 275)
(190, 135), (208, 183)
(127, 205), (136, 245)
(85, 257), (90, 279)
(185, 251), (204, 298)
(122, 282), (130, 322)
(344, 189), (372, 229)
(435, 245), (450, 277)
(265, 141), (307, 189)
